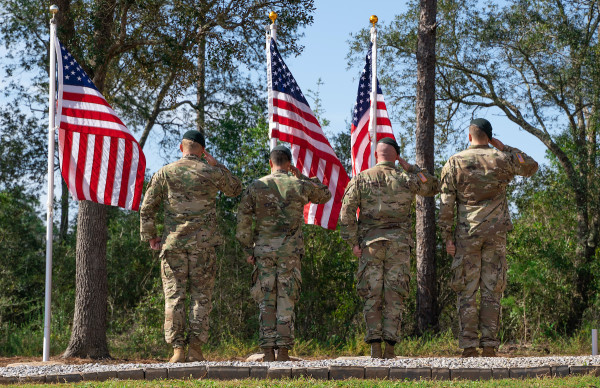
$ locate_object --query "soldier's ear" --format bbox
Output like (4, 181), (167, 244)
(179, 144), (183, 152)
(468, 133), (472, 143)
(269, 160), (273, 169)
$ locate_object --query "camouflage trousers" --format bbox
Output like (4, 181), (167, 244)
(251, 255), (301, 349)
(160, 247), (217, 348)
(357, 240), (410, 344)
(451, 232), (507, 349)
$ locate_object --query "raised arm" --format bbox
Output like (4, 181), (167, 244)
(402, 160), (439, 197)
(489, 138), (538, 177)
(290, 166), (332, 204)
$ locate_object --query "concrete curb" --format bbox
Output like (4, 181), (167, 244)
(2, 364), (600, 383)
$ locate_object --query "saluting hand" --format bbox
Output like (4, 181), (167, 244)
(203, 150), (218, 166)
(352, 245), (362, 258)
(446, 240), (456, 257)
(489, 137), (505, 152)
(289, 165), (302, 178)
(397, 155), (411, 172)
(246, 256), (256, 265)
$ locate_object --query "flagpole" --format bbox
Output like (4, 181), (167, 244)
(368, 15), (378, 167)
(268, 11), (277, 151)
(43, 4), (58, 363)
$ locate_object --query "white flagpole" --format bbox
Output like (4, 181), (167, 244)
(43, 4), (59, 362)
(268, 11), (278, 151)
(368, 15), (378, 167)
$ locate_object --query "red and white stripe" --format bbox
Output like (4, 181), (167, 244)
(350, 95), (395, 176)
(270, 91), (350, 230)
(55, 39), (146, 210)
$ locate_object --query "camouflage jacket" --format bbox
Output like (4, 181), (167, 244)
(140, 154), (242, 250)
(439, 144), (538, 241)
(236, 169), (332, 257)
(339, 161), (439, 248)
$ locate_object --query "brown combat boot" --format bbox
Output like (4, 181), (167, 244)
(186, 338), (205, 362)
(169, 346), (185, 363)
(370, 341), (383, 358)
(481, 346), (497, 357)
(383, 341), (396, 359)
(277, 347), (290, 361)
(262, 347), (275, 362)
(461, 347), (479, 358)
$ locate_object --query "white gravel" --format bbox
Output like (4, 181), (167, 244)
(1, 356), (599, 378)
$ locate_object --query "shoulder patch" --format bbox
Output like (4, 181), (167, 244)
(516, 153), (525, 164)
(417, 172), (428, 183)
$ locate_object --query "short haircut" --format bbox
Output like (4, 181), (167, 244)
(469, 124), (489, 141)
(181, 138), (203, 153)
(270, 150), (291, 165)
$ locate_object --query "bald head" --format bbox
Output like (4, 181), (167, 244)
(376, 142), (398, 163)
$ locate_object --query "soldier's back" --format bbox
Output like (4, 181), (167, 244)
(356, 162), (418, 230)
(249, 171), (311, 256)
(449, 146), (514, 206)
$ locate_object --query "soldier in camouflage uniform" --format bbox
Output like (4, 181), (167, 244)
(236, 145), (331, 362)
(339, 138), (438, 359)
(439, 118), (538, 358)
(140, 130), (242, 363)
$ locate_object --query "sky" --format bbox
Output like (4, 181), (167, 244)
(277, 0), (549, 166)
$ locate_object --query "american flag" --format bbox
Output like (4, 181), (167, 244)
(267, 38), (350, 230)
(55, 38), (146, 211)
(351, 44), (395, 176)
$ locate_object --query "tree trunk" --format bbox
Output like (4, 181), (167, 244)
(63, 0), (115, 359)
(196, 34), (206, 133)
(63, 200), (110, 359)
(567, 191), (594, 331)
(59, 179), (69, 241)
(415, 0), (438, 334)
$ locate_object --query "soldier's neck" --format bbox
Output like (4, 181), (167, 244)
(271, 167), (288, 174)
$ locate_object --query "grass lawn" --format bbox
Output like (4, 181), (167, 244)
(9, 376), (600, 388)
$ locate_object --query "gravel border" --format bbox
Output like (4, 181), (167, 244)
(1, 356), (599, 382)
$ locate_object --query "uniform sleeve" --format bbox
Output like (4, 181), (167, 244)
(139, 171), (165, 241)
(212, 163), (243, 197)
(503, 145), (539, 177)
(339, 177), (360, 247)
(301, 174), (332, 204)
(235, 185), (255, 256)
(405, 164), (439, 196)
(438, 161), (457, 242)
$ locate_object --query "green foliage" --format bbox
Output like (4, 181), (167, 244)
(0, 189), (45, 325)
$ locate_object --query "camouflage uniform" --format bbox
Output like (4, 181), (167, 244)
(339, 161), (438, 343)
(140, 154), (242, 348)
(236, 169), (331, 349)
(439, 145), (538, 349)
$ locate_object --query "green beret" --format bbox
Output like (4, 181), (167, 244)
(470, 118), (493, 140)
(377, 137), (400, 155)
(182, 130), (205, 148)
(270, 145), (292, 161)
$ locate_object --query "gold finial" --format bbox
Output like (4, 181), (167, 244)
(370, 15), (378, 26)
(269, 11), (277, 24)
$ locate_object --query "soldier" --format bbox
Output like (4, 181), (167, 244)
(140, 130), (242, 363)
(339, 138), (438, 359)
(439, 118), (538, 358)
(236, 145), (331, 362)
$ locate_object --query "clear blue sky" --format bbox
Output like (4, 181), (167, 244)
(279, 0), (549, 166)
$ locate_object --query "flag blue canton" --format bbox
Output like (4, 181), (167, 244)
(351, 44), (383, 127)
(270, 39), (309, 106)
(58, 42), (97, 90)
